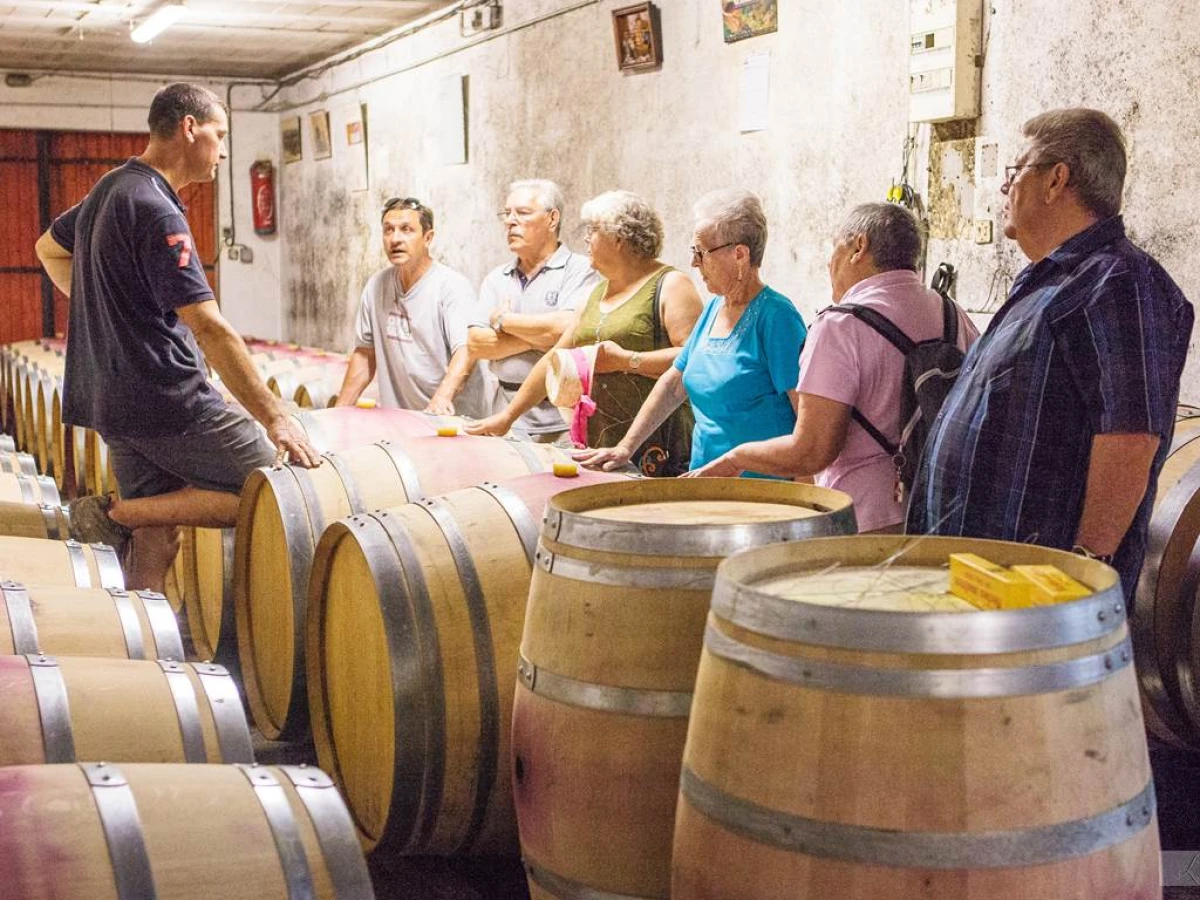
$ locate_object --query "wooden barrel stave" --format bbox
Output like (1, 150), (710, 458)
(0, 501), (69, 540)
(185, 526), (237, 662)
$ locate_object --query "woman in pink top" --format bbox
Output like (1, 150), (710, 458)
(687, 202), (978, 533)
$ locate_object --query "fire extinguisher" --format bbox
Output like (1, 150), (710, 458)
(250, 160), (276, 236)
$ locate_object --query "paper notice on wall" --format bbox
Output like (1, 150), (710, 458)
(433, 74), (467, 165)
(739, 52), (771, 133)
(333, 102), (368, 191)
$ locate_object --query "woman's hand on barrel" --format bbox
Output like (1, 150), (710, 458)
(574, 443), (633, 471)
(423, 393), (456, 416)
(268, 417), (322, 468)
(465, 411), (515, 437)
(682, 452), (742, 478)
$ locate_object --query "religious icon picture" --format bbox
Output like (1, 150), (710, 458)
(309, 110), (333, 160)
(721, 0), (778, 43)
(281, 116), (302, 164)
(612, 3), (663, 73)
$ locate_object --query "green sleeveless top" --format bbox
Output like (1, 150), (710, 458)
(572, 266), (694, 477)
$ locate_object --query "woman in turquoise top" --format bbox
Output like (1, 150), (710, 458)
(577, 190), (806, 478)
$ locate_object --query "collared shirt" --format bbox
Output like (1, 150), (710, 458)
(800, 270), (977, 531)
(52, 159), (223, 437)
(476, 243), (598, 434)
(908, 216), (1194, 599)
(355, 261), (496, 418)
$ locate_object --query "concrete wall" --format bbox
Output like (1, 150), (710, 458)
(0, 74), (284, 338)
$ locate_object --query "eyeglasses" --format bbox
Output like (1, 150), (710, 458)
(1002, 162), (1051, 187)
(690, 242), (735, 262)
(497, 207), (546, 222)
(383, 196), (425, 214)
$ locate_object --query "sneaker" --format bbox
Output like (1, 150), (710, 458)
(68, 494), (132, 559)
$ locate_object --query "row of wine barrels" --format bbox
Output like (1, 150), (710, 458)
(236, 431), (563, 741)
(306, 469), (629, 856)
(0, 451), (37, 476)
(1, 535), (124, 590)
(0, 582), (181, 660)
(0, 472), (60, 506)
(0, 763), (374, 900)
(1133, 412), (1200, 750)
(0, 655), (252, 765)
(0, 500), (70, 540)
(514, 480), (858, 897)
(672, 536), (1158, 899)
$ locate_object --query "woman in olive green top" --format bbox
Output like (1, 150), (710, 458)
(467, 190), (703, 476)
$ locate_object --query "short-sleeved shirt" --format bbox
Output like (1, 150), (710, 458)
(51, 158), (223, 437)
(908, 216), (1193, 598)
(675, 286), (806, 477)
(355, 261), (496, 418)
(799, 270), (978, 532)
(475, 244), (598, 434)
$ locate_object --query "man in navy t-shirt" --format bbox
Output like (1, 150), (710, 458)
(35, 82), (319, 592)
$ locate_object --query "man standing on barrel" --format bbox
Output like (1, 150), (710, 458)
(35, 82), (319, 592)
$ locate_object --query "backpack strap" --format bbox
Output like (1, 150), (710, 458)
(825, 303), (911, 456)
(940, 294), (959, 345)
(649, 267), (669, 349)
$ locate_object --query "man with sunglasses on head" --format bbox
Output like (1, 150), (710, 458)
(908, 108), (1193, 604)
(466, 179), (598, 441)
(335, 196), (493, 418)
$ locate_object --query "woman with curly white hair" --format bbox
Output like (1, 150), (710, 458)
(468, 190), (702, 476)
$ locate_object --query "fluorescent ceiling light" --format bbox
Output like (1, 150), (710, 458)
(131, 2), (186, 44)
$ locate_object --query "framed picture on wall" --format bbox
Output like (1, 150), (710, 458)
(612, 3), (662, 73)
(721, 0), (778, 43)
(309, 110), (333, 160)
(281, 116), (302, 164)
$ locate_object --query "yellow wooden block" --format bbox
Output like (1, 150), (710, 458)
(436, 426), (460, 437)
(948, 553), (1033, 610)
(553, 461), (579, 477)
(355, 398), (377, 409)
(1010, 565), (1092, 606)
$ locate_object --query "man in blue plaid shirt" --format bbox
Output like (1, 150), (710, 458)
(908, 108), (1193, 601)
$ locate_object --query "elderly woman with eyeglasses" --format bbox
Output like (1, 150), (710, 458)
(467, 190), (703, 476)
(576, 189), (806, 478)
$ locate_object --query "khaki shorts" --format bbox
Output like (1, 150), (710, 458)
(105, 405), (276, 500)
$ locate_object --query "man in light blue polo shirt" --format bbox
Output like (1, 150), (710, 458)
(468, 179), (598, 441)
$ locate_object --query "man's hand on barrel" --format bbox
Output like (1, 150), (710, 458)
(268, 416), (321, 468)
(465, 411), (515, 437)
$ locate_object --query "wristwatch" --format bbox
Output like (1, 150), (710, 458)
(629, 351), (643, 371)
(495, 313), (507, 334)
(1072, 544), (1115, 565)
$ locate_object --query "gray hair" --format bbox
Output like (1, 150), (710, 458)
(580, 190), (663, 259)
(1022, 108), (1126, 219)
(693, 189), (768, 266)
(837, 202), (924, 272)
(508, 179), (565, 235)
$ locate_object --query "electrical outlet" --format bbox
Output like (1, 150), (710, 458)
(239, 246), (254, 264)
(222, 227), (234, 246)
(973, 219), (993, 244)
(227, 246), (240, 261)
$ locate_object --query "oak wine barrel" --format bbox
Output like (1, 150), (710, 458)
(0, 450), (37, 476)
(514, 479), (857, 900)
(672, 536), (1158, 900)
(0, 501), (69, 540)
(0, 472), (61, 507)
(0, 534), (123, 589)
(235, 433), (561, 741)
(307, 469), (627, 857)
(0, 655), (252, 765)
(0, 581), (181, 660)
(0, 763), (374, 900)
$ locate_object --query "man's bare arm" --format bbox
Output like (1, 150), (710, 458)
(426, 345), (475, 415)
(334, 347), (376, 406)
(35, 230), (73, 296)
(493, 310), (574, 351)
(467, 326), (533, 361)
(1074, 432), (1160, 557)
(176, 300), (320, 467)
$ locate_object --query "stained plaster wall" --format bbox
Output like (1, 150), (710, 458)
(276, 0), (1200, 403)
(0, 74), (284, 338)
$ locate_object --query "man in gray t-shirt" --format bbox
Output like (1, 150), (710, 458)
(468, 179), (598, 440)
(336, 197), (495, 419)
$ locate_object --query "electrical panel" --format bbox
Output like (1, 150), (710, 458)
(908, 0), (983, 123)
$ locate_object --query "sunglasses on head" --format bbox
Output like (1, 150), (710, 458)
(382, 196), (425, 214)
